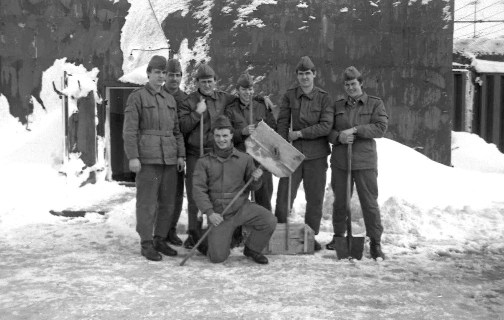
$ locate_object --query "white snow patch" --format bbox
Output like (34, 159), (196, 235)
(233, 0), (277, 29)
(340, 7), (349, 13)
(471, 58), (504, 74)
(297, 2), (308, 8)
(451, 131), (504, 174)
(370, 1), (378, 7)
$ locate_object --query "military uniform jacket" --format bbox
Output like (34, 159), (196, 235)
(123, 83), (185, 165)
(225, 97), (277, 152)
(328, 92), (388, 170)
(276, 86), (333, 160)
(192, 149), (262, 217)
(178, 90), (236, 156)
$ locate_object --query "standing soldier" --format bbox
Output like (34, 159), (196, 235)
(226, 73), (277, 210)
(178, 63), (273, 249)
(274, 56), (333, 251)
(123, 55), (185, 261)
(326, 66), (388, 260)
(192, 115), (277, 264)
(162, 58), (188, 247)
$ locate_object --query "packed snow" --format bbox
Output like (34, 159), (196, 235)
(0, 100), (503, 318)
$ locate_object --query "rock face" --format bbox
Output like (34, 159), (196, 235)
(0, 0), (453, 165)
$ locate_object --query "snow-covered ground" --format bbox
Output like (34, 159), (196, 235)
(0, 122), (503, 318)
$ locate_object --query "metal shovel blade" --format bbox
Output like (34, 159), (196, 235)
(333, 236), (365, 260)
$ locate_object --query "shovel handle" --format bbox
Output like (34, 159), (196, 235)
(180, 169), (260, 266)
(346, 143), (353, 237)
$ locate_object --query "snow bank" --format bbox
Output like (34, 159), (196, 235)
(471, 58), (504, 74)
(452, 131), (504, 174)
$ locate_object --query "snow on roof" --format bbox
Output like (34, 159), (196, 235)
(471, 58), (504, 73)
(454, 37), (504, 56)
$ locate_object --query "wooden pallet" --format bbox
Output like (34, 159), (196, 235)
(263, 223), (315, 255)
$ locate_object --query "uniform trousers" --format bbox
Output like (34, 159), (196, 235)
(207, 201), (277, 263)
(331, 167), (383, 241)
(274, 157), (328, 234)
(135, 164), (177, 242)
(185, 154), (200, 231)
(169, 169), (185, 234)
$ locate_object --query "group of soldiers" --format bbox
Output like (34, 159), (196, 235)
(123, 55), (388, 264)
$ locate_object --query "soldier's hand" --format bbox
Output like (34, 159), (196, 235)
(289, 130), (302, 141)
(242, 124), (255, 136)
(129, 158), (141, 173)
(252, 168), (263, 181)
(208, 212), (223, 227)
(196, 96), (207, 114)
(338, 128), (356, 144)
(177, 157), (185, 172)
(264, 96), (276, 110)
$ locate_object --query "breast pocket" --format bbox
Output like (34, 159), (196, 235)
(358, 112), (373, 125)
(334, 111), (347, 130)
(140, 105), (157, 128)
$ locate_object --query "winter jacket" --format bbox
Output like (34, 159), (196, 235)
(178, 90), (236, 156)
(123, 83), (185, 165)
(328, 92), (388, 170)
(276, 86), (333, 160)
(192, 148), (262, 217)
(225, 97), (277, 152)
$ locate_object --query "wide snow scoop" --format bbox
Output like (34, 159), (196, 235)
(334, 144), (365, 260)
(244, 121), (305, 178)
(247, 121), (313, 255)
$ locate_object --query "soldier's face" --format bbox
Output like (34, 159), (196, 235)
(238, 86), (254, 105)
(198, 77), (216, 95)
(214, 128), (233, 149)
(344, 79), (363, 98)
(166, 72), (182, 90)
(148, 69), (167, 87)
(297, 70), (315, 89)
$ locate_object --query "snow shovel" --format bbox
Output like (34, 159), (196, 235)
(180, 170), (259, 266)
(333, 144), (364, 260)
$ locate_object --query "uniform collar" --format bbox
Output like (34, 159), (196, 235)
(239, 99), (252, 111)
(296, 86), (319, 100)
(346, 92), (368, 107)
(146, 82), (168, 97)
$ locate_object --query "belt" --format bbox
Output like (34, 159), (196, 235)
(210, 192), (238, 199)
(140, 130), (173, 137)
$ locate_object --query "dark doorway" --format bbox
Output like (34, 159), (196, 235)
(107, 87), (138, 182)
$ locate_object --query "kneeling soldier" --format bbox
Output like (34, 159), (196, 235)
(192, 115), (277, 264)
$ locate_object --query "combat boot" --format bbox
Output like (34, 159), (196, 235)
(183, 229), (201, 249)
(153, 236), (178, 256)
(325, 233), (345, 250)
(370, 239), (386, 260)
(166, 229), (183, 246)
(141, 240), (162, 261)
(243, 246), (269, 264)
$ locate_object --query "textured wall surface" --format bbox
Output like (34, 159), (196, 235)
(164, 0), (454, 165)
(0, 0), (129, 122)
(1, 0), (454, 165)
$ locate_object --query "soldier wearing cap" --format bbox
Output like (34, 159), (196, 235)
(178, 63), (274, 249)
(225, 73), (277, 210)
(326, 66), (388, 260)
(160, 58), (188, 247)
(192, 115), (277, 264)
(275, 56), (334, 251)
(123, 55), (185, 261)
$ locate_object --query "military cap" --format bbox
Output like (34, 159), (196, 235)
(148, 55), (167, 70)
(236, 73), (254, 89)
(295, 56), (315, 72)
(196, 63), (216, 80)
(212, 115), (233, 131)
(167, 59), (182, 74)
(343, 66), (362, 81)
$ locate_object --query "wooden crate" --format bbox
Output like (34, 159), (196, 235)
(263, 223), (315, 255)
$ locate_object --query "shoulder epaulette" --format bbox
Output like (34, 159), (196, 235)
(368, 95), (382, 101)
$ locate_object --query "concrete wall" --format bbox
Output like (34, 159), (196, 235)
(0, 0), (454, 165)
